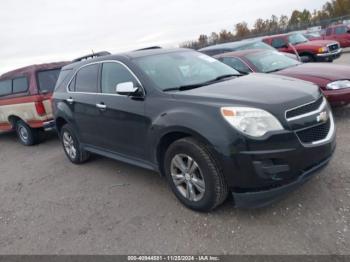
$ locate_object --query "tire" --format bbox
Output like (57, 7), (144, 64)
(60, 124), (90, 164)
(164, 137), (228, 212)
(306, 54), (315, 62)
(15, 120), (40, 146)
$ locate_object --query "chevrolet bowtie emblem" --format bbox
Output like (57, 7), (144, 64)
(317, 111), (329, 123)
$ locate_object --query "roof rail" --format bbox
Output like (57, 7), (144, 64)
(134, 46), (162, 51)
(72, 51), (111, 62)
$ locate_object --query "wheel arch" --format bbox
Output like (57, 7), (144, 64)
(8, 115), (23, 128)
(155, 127), (218, 176)
(55, 116), (68, 134)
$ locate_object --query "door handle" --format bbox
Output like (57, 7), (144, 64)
(66, 98), (74, 104)
(96, 103), (107, 110)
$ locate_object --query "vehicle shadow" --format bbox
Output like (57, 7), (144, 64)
(0, 130), (59, 144)
(332, 104), (350, 119)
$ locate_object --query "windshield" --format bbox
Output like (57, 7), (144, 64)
(246, 51), (300, 73)
(133, 51), (239, 91)
(238, 41), (275, 51)
(288, 33), (308, 45)
(37, 68), (61, 93)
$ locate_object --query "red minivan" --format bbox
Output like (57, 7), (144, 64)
(0, 62), (67, 145)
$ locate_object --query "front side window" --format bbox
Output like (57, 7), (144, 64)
(221, 57), (251, 74)
(75, 64), (99, 93)
(12, 77), (28, 93)
(0, 80), (12, 96)
(335, 26), (348, 35)
(133, 51), (238, 91)
(101, 62), (138, 94)
(37, 69), (61, 93)
(245, 50), (300, 73)
(288, 33), (308, 45)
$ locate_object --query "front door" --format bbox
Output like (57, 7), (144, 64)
(93, 62), (148, 160)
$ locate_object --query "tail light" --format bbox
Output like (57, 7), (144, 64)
(35, 101), (46, 116)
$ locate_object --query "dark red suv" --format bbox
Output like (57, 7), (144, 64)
(263, 33), (342, 62)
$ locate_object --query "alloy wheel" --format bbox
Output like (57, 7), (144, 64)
(170, 154), (205, 202)
(63, 131), (77, 160)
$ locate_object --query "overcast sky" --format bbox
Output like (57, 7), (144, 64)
(0, 0), (325, 74)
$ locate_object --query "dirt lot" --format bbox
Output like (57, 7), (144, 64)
(0, 53), (349, 255)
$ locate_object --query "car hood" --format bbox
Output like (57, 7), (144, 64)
(173, 73), (320, 116)
(295, 40), (337, 47)
(275, 63), (350, 81)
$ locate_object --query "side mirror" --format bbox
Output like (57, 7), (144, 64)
(116, 82), (139, 96)
(347, 30), (350, 34)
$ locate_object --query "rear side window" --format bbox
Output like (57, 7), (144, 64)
(75, 64), (99, 93)
(101, 62), (137, 94)
(37, 69), (61, 93)
(12, 77), (28, 93)
(0, 80), (12, 96)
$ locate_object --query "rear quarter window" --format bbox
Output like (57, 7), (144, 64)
(12, 77), (28, 93)
(0, 80), (12, 96)
(37, 69), (61, 93)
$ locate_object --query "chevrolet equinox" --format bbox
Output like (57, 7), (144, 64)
(53, 48), (336, 211)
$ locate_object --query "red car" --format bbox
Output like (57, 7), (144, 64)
(263, 33), (342, 62)
(214, 49), (350, 106)
(324, 24), (350, 48)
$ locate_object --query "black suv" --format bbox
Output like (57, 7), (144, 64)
(53, 48), (335, 211)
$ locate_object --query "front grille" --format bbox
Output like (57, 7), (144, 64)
(296, 120), (331, 144)
(328, 43), (339, 52)
(286, 97), (323, 119)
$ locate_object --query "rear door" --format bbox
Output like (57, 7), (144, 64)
(68, 63), (102, 145)
(93, 61), (147, 160)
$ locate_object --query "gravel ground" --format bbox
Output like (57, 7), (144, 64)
(0, 53), (349, 255)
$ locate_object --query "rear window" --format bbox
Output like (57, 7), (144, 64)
(13, 77), (28, 93)
(37, 69), (61, 93)
(0, 80), (12, 96)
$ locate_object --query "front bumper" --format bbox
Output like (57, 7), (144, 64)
(316, 48), (342, 61)
(215, 108), (336, 208)
(232, 155), (332, 208)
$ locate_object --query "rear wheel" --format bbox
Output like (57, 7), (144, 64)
(15, 120), (40, 146)
(164, 138), (228, 212)
(60, 124), (90, 164)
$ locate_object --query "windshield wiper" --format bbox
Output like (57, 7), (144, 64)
(265, 68), (283, 73)
(210, 74), (239, 81)
(162, 74), (238, 92)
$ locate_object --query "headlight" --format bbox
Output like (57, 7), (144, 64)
(326, 80), (350, 90)
(220, 107), (284, 137)
(318, 47), (328, 53)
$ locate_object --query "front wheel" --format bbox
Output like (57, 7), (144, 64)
(164, 138), (228, 212)
(60, 124), (90, 164)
